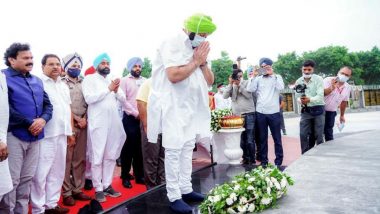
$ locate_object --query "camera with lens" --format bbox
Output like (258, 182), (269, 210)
(294, 84), (307, 96)
(294, 83), (308, 112)
(231, 64), (241, 80)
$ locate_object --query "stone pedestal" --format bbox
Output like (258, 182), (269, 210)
(212, 128), (245, 165)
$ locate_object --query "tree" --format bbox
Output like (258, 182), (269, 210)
(122, 57), (152, 78)
(273, 52), (303, 85)
(141, 57), (152, 78)
(211, 51), (234, 89)
(356, 46), (380, 84)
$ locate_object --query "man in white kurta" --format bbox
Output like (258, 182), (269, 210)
(147, 13), (216, 214)
(82, 53), (126, 203)
(31, 54), (73, 214)
(0, 70), (12, 201)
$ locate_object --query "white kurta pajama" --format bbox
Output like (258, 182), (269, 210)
(31, 75), (72, 213)
(82, 73), (126, 192)
(147, 32), (211, 202)
(0, 71), (12, 200)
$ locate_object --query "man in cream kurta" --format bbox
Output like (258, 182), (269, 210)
(0, 70), (12, 201)
(31, 54), (73, 214)
(147, 13), (216, 214)
(82, 53), (126, 203)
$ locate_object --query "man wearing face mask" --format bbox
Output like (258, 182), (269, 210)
(224, 68), (256, 165)
(214, 84), (231, 110)
(246, 58), (284, 168)
(322, 66), (352, 141)
(119, 57), (146, 188)
(61, 53), (91, 206)
(82, 53), (127, 202)
(294, 60), (325, 154)
(147, 13), (216, 213)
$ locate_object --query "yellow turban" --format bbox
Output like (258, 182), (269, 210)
(184, 13), (217, 34)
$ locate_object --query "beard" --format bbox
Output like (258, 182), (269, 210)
(98, 67), (110, 75)
(130, 69), (141, 78)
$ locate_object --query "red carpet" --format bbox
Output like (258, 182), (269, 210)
(58, 178), (147, 213)
(27, 177), (147, 214)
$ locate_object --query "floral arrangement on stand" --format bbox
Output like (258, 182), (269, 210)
(210, 108), (233, 132)
(199, 164), (294, 214)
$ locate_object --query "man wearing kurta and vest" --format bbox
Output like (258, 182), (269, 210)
(147, 13), (216, 214)
(82, 53), (126, 203)
(0, 69), (12, 202)
(61, 53), (92, 206)
(0, 43), (53, 214)
(119, 57), (146, 188)
(30, 54), (73, 214)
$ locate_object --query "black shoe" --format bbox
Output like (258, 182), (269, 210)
(135, 178), (145, 185)
(84, 179), (93, 190)
(182, 191), (205, 202)
(276, 165), (286, 171)
(122, 179), (132, 188)
(170, 199), (192, 214)
(260, 162), (268, 168)
(116, 158), (122, 167)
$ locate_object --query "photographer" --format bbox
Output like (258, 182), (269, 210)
(223, 67), (256, 165)
(246, 58), (284, 167)
(323, 66), (352, 141)
(294, 60), (325, 154)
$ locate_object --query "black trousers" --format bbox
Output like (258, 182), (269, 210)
(121, 113), (144, 180)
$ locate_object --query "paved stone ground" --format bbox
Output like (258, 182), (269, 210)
(263, 129), (380, 214)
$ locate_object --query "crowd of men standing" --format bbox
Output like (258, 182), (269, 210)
(0, 43), (154, 213)
(218, 58), (352, 168)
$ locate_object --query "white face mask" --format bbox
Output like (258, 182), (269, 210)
(337, 74), (349, 82)
(190, 15), (206, 48)
(303, 73), (312, 79)
(191, 34), (206, 47)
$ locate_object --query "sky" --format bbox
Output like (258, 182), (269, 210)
(1, 0), (379, 77)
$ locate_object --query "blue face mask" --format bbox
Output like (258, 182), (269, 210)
(191, 34), (206, 48)
(67, 68), (81, 78)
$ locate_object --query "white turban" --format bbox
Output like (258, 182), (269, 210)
(62, 52), (83, 72)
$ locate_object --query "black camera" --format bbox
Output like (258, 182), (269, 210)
(294, 84), (308, 112)
(231, 64), (242, 80)
(231, 69), (240, 80)
(294, 84), (307, 96)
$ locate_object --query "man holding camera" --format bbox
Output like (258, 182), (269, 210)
(323, 66), (352, 141)
(223, 67), (256, 164)
(246, 58), (284, 167)
(295, 60), (325, 154)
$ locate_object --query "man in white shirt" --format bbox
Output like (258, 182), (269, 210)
(246, 58), (285, 167)
(214, 83), (231, 110)
(31, 54), (73, 214)
(0, 70), (12, 201)
(82, 53), (126, 203)
(147, 13), (216, 214)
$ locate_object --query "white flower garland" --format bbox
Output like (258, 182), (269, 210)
(199, 164), (294, 213)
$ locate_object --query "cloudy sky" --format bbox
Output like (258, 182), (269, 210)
(1, 0), (379, 77)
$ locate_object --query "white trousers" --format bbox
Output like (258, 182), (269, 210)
(165, 139), (195, 202)
(31, 135), (67, 214)
(89, 126), (124, 192)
